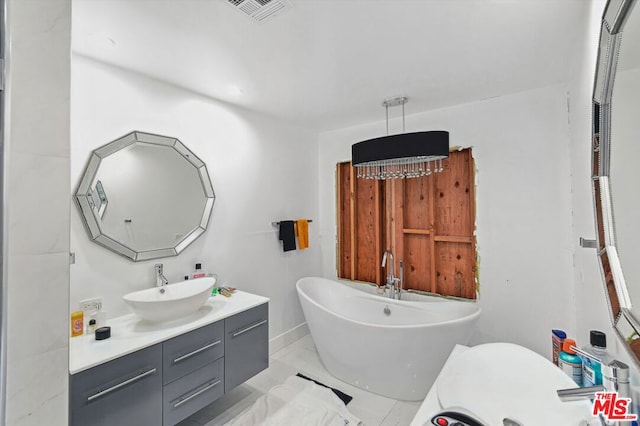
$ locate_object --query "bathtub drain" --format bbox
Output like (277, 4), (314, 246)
(383, 305), (391, 315)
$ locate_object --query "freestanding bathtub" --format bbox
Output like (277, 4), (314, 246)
(296, 277), (481, 401)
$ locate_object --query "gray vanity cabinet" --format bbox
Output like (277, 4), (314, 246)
(224, 302), (269, 392)
(70, 344), (163, 426)
(70, 302), (268, 426)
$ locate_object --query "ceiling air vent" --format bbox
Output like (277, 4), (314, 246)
(226, 0), (291, 23)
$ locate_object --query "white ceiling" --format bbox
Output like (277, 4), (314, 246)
(72, 0), (591, 131)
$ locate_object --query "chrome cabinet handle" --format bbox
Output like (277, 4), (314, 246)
(232, 319), (267, 337)
(87, 368), (157, 402)
(173, 340), (221, 364)
(173, 379), (221, 408)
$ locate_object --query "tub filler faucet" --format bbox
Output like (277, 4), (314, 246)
(381, 251), (403, 300)
(155, 263), (168, 293)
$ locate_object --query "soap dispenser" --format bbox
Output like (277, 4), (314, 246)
(191, 263), (206, 279)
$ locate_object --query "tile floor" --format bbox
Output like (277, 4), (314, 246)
(178, 334), (422, 426)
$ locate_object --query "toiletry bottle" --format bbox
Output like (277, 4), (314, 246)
(582, 330), (613, 387)
(192, 263), (206, 279)
(85, 311), (96, 334)
(86, 319), (97, 335)
(207, 273), (218, 296)
(71, 311), (84, 337)
(559, 338), (582, 385)
(552, 329), (567, 367)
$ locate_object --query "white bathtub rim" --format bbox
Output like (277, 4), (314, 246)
(296, 276), (481, 329)
(338, 278), (469, 303)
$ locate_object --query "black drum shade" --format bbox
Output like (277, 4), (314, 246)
(352, 131), (449, 179)
(352, 131), (449, 165)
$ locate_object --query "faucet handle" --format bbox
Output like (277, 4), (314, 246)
(154, 263), (163, 272)
(603, 359), (630, 382)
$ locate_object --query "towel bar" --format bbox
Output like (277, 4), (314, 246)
(271, 220), (313, 227)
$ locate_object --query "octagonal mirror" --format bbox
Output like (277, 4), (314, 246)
(74, 131), (215, 261)
(592, 0), (640, 364)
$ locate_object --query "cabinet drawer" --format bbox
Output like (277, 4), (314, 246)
(163, 320), (224, 385)
(163, 357), (224, 426)
(225, 303), (269, 392)
(70, 344), (162, 426)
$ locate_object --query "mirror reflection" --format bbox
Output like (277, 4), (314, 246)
(75, 131), (215, 261)
(593, 0), (640, 364)
(610, 2), (640, 323)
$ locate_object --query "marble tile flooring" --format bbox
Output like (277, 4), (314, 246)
(178, 334), (422, 426)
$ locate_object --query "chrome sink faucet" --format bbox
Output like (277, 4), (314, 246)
(155, 263), (168, 293)
(381, 251), (403, 300)
(557, 354), (631, 426)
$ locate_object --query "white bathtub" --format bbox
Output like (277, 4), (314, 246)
(296, 277), (481, 401)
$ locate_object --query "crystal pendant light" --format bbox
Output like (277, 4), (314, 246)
(351, 97), (449, 179)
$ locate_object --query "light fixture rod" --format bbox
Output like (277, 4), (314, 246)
(386, 102), (389, 135)
(382, 96), (408, 135)
(402, 101), (406, 133)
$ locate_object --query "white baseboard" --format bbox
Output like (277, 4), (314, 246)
(269, 322), (309, 355)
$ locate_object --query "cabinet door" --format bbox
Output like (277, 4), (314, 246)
(224, 303), (269, 392)
(70, 344), (162, 426)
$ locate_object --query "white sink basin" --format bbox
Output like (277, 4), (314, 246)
(435, 343), (595, 425)
(122, 277), (216, 322)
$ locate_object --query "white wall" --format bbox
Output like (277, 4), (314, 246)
(4, 0), (71, 424)
(70, 56), (322, 348)
(318, 84), (577, 357)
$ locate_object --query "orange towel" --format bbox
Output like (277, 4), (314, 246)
(296, 219), (309, 249)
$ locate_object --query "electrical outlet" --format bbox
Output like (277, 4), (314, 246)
(79, 297), (103, 313)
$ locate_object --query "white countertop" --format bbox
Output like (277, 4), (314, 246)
(69, 291), (269, 375)
(410, 344), (470, 426)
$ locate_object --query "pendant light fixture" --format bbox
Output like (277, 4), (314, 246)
(352, 97), (449, 179)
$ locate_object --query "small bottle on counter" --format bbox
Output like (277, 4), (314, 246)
(192, 263), (206, 279)
(71, 311), (84, 337)
(552, 329), (567, 367)
(559, 338), (582, 385)
(207, 273), (218, 296)
(581, 330), (613, 386)
(86, 318), (97, 335)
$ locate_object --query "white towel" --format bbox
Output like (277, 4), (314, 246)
(226, 375), (362, 426)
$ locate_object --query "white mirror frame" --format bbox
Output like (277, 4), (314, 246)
(74, 131), (215, 261)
